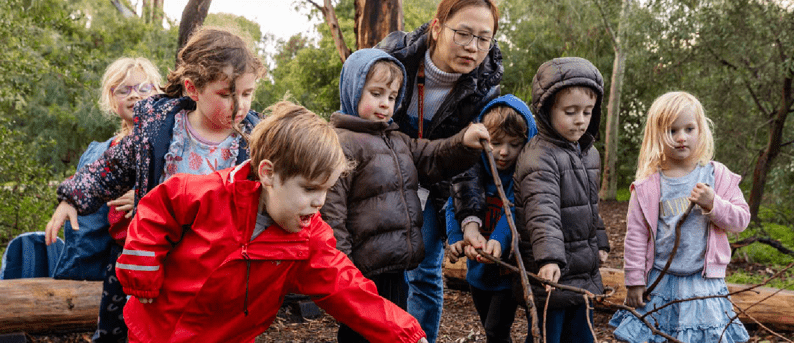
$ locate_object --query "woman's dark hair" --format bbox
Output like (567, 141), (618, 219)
(427, 0), (500, 55)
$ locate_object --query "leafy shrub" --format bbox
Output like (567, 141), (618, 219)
(0, 124), (57, 251)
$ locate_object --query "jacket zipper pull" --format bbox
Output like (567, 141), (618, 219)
(242, 244), (251, 316)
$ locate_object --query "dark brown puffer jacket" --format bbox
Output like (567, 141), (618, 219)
(513, 57), (610, 309)
(320, 113), (480, 278)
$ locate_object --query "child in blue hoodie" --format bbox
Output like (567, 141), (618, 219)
(320, 48), (490, 343)
(446, 95), (538, 343)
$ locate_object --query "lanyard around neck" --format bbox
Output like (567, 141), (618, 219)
(416, 60), (425, 139)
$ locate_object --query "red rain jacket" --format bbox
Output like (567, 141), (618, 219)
(117, 163), (425, 343)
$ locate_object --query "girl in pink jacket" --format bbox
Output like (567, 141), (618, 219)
(609, 91), (750, 342)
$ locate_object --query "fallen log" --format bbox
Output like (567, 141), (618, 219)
(443, 260), (794, 327)
(0, 278), (101, 334)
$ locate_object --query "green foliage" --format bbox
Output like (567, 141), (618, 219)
(0, 0), (177, 176)
(0, 124), (57, 248)
(205, 13), (264, 55)
(0, 0), (177, 250)
(615, 187), (631, 202)
(735, 222), (794, 265)
(403, 0), (437, 30)
(725, 269), (794, 291)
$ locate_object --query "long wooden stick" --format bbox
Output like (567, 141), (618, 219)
(644, 201), (695, 297)
(478, 139), (541, 341)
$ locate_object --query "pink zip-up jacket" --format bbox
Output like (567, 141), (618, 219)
(623, 161), (750, 286)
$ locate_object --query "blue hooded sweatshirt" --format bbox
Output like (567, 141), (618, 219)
(445, 94), (538, 291)
(339, 48), (407, 117)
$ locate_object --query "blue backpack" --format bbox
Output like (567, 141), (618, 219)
(0, 232), (64, 279)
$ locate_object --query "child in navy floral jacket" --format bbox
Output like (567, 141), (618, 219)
(45, 27), (266, 242)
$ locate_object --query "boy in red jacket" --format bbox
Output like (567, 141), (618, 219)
(116, 101), (428, 343)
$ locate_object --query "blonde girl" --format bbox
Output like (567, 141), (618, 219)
(51, 57), (162, 343)
(609, 91), (750, 342)
(45, 26), (265, 245)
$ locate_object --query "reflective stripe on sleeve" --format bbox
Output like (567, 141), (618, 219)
(122, 249), (156, 257)
(116, 263), (160, 271)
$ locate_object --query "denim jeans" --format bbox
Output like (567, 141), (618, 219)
(405, 200), (445, 343)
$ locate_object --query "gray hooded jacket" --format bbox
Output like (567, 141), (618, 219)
(514, 57), (609, 308)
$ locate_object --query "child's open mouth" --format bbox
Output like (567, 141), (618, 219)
(299, 214), (312, 227)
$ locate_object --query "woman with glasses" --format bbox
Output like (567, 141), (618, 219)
(376, 1), (502, 342)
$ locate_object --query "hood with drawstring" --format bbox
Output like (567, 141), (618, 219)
(530, 56), (603, 150)
(339, 48), (407, 118)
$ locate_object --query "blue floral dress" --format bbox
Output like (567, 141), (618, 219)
(610, 165), (749, 343)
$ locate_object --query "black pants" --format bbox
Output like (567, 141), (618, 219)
(337, 271), (408, 343)
(470, 285), (518, 343)
(93, 244), (128, 343)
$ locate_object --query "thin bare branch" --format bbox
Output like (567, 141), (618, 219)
(304, 0), (323, 11)
(727, 287), (794, 342)
(599, 299), (685, 343)
(732, 236), (794, 257)
(584, 295), (598, 342)
(644, 202), (694, 297)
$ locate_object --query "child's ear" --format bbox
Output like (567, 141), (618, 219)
(184, 79), (198, 100)
(257, 160), (275, 186)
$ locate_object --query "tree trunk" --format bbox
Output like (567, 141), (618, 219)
(176, 0), (213, 66)
(599, 0), (630, 201)
(307, 0), (352, 63)
(0, 278), (101, 334)
(748, 75), (792, 221)
(153, 0), (164, 26)
(354, 0), (403, 49)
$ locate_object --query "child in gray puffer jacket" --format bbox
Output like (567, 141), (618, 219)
(513, 57), (610, 343)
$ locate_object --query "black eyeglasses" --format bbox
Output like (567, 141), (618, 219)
(443, 24), (495, 51)
(112, 83), (155, 97)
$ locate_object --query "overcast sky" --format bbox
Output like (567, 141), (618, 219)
(162, 0), (320, 42)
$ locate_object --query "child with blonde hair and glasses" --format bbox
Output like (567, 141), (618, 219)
(51, 56), (162, 343)
(116, 101), (428, 343)
(609, 91), (750, 342)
